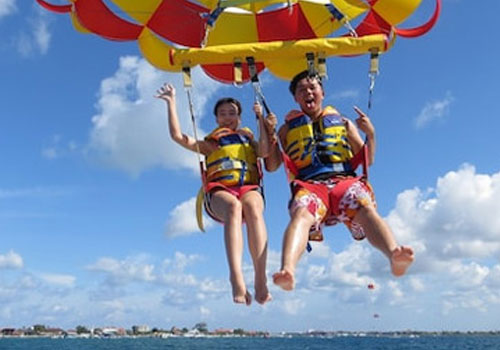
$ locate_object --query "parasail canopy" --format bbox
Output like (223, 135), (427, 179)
(37, 0), (441, 84)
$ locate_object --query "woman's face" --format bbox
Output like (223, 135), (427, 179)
(215, 102), (240, 130)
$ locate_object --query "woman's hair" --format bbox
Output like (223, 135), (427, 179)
(213, 97), (242, 116)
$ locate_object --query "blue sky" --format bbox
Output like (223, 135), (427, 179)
(2, 0), (500, 333)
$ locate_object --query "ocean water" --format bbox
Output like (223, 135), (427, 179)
(1, 336), (500, 350)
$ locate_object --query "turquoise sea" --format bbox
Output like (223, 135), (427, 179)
(1, 336), (500, 350)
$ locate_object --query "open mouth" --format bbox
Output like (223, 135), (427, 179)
(304, 97), (315, 109)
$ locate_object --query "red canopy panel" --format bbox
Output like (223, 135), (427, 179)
(36, 0), (71, 14)
(74, 0), (143, 41)
(395, 0), (441, 38)
(147, 0), (209, 48)
(354, 10), (391, 37)
(256, 4), (316, 42)
(202, 62), (266, 84)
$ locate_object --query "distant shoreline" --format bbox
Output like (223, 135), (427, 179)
(3, 330), (500, 339)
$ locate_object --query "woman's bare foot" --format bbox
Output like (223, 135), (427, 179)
(254, 280), (272, 305)
(233, 290), (252, 306)
(272, 270), (295, 291)
(391, 246), (414, 277)
(231, 276), (252, 306)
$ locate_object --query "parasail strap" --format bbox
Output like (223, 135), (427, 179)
(317, 52), (327, 80)
(324, 4), (357, 37)
(233, 58), (243, 84)
(306, 52), (327, 79)
(368, 49), (379, 110)
(182, 63), (192, 88)
(306, 52), (316, 77)
(201, 2), (225, 47)
(246, 56), (270, 115)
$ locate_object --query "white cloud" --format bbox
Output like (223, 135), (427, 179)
(449, 262), (489, 289)
(305, 244), (374, 291)
(200, 306), (210, 316)
(33, 16), (50, 54)
(386, 164), (500, 272)
(162, 288), (195, 307)
(387, 280), (404, 303)
(164, 197), (215, 238)
(158, 252), (229, 307)
(3, 165), (500, 329)
(0, 0), (16, 19)
(15, 6), (51, 57)
(414, 91), (454, 129)
(158, 252), (202, 287)
(260, 164), (500, 319)
(281, 298), (306, 315)
(163, 251), (203, 272)
(41, 147), (58, 159)
(0, 250), (23, 269)
(87, 255), (156, 285)
(87, 56), (223, 177)
(377, 164), (500, 315)
(0, 186), (73, 198)
(40, 274), (76, 288)
(408, 277), (425, 292)
(199, 278), (227, 294)
(328, 89), (360, 101)
(485, 265), (500, 289)
(41, 135), (78, 160)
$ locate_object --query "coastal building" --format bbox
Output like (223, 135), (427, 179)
(132, 325), (151, 334)
(1, 328), (16, 336)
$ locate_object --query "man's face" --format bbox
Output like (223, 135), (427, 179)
(293, 77), (324, 117)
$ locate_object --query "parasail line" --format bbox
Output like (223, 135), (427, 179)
(182, 65), (207, 232)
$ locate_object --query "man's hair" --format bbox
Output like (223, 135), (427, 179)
(213, 97), (242, 116)
(289, 70), (323, 96)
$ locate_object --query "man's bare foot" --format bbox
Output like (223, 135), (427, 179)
(272, 270), (295, 291)
(391, 245), (414, 277)
(254, 282), (272, 305)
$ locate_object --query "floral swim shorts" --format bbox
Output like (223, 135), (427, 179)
(289, 178), (376, 240)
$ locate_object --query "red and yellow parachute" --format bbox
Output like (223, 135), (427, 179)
(37, 0), (440, 84)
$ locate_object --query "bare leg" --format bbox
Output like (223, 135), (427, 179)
(241, 191), (271, 304)
(353, 205), (414, 277)
(210, 191), (251, 305)
(273, 207), (315, 291)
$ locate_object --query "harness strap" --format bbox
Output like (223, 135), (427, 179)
(282, 143), (368, 181)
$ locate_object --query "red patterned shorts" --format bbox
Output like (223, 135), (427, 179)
(289, 178), (375, 240)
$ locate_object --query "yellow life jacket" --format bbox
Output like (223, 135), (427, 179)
(204, 127), (260, 187)
(284, 106), (354, 180)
